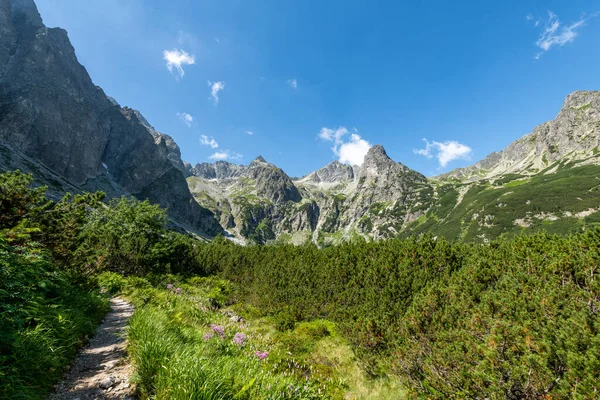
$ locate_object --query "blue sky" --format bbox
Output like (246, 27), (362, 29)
(36, 0), (600, 177)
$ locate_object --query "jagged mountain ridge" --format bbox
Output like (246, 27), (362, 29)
(188, 92), (600, 244)
(438, 90), (600, 182)
(0, 0), (222, 236)
(187, 145), (433, 244)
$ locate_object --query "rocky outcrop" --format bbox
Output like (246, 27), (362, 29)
(439, 90), (600, 182)
(248, 157), (301, 204)
(125, 108), (189, 175)
(0, 0), (222, 236)
(190, 161), (247, 180)
(297, 160), (354, 184)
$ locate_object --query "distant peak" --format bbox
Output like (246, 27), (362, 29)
(367, 145), (388, 157)
(254, 155), (267, 163)
(362, 145), (393, 165)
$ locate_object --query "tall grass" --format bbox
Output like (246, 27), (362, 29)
(0, 240), (109, 399)
(103, 273), (393, 399)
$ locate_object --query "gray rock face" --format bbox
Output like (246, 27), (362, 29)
(124, 108), (188, 175)
(248, 157), (301, 204)
(189, 145), (433, 244)
(190, 161), (247, 180)
(439, 90), (600, 182)
(0, 0), (222, 236)
(0, 0), (15, 79)
(299, 160), (354, 184)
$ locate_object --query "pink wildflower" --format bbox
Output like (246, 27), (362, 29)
(233, 332), (247, 345)
(167, 283), (174, 290)
(254, 350), (268, 360)
(203, 331), (214, 341)
(210, 324), (225, 338)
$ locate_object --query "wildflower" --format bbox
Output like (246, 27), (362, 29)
(255, 350), (268, 360)
(203, 331), (214, 341)
(175, 287), (182, 294)
(233, 332), (247, 345)
(167, 283), (174, 290)
(210, 324), (225, 338)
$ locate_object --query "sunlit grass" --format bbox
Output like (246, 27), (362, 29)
(102, 273), (406, 399)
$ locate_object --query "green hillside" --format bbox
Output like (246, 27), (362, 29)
(403, 163), (600, 242)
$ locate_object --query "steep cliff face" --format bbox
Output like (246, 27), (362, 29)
(0, 0), (222, 236)
(439, 91), (600, 182)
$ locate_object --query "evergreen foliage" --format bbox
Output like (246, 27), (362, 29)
(1, 170), (599, 399)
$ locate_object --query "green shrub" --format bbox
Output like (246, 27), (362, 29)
(97, 271), (126, 294)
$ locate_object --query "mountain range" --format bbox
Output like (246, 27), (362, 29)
(1, 0), (599, 244)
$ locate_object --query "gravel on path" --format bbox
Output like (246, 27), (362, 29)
(48, 297), (135, 400)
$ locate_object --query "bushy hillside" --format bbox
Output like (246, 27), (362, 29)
(403, 162), (600, 242)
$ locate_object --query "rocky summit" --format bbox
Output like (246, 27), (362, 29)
(1, 0), (599, 244)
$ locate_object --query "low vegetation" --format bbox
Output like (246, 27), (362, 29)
(0, 172), (109, 399)
(404, 164), (600, 242)
(1, 170), (599, 399)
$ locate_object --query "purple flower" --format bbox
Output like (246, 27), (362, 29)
(210, 324), (225, 338)
(167, 283), (174, 290)
(175, 287), (182, 295)
(233, 332), (247, 345)
(254, 350), (268, 360)
(203, 331), (214, 341)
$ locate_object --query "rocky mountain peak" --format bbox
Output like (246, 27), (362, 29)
(362, 145), (399, 172)
(363, 145), (391, 163)
(298, 160), (355, 184)
(561, 90), (600, 111)
(253, 155), (267, 163)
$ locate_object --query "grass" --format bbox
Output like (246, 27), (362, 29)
(0, 241), (110, 399)
(100, 273), (405, 399)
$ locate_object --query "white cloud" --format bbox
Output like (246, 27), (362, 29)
(337, 134), (371, 166)
(414, 139), (472, 168)
(288, 79), (298, 89)
(319, 127), (348, 142)
(177, 112), (193, 127)
(245, 131), (254, 136)
(318, 126), (372, 166)
(163, 49), (195, 78)
(209, 150), (242, 161)
(208, 81), (225, 105)
(526, 14), (533, 21)
(534, 11), (591, 59)
(200, 135), (219, 149)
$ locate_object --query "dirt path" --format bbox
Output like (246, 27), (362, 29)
(49, 297), (135, 400)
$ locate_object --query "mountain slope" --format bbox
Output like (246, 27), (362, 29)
(0, 0), (221, 236)
(406, 91), (600, 242)
(188, 92), (600, 244)
(438, 91), (600, 182)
